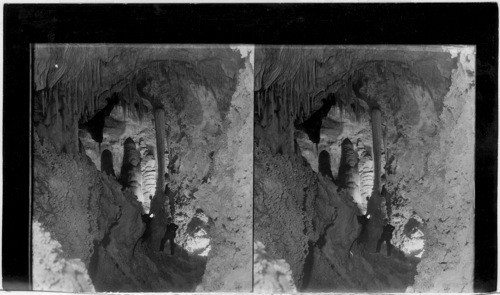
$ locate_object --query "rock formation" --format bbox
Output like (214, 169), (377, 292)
(254, 45), (475, 292)
(32, 44), (253, 292)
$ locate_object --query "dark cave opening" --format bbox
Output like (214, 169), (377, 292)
(79, 94), (120, 144)
(101, 149), (116, 177)
(295, 95), (336, 145)
(318, 150), (334, 181)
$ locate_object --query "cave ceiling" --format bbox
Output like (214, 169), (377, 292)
(255, 45), (458, 124)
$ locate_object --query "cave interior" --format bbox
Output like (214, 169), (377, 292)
(253, 45), (475, 293)
(32, 44), (253, 292)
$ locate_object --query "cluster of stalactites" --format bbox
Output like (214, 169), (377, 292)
(38, 58), (103, 121)
(118, 77), (147, 123)
(36, 57), (143, 125)
(256, 70), (367, 134)
(256, 57), (319, 124)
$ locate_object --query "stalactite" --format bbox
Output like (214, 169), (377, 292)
(153, 106), (166, 205)
(94, 59), (98, 92)
(70, 82), (74, 116)
(96, 58), (102, 88)
(73, 82), (77, 116)
(83, 63), (88, 115)
(90, 90), (94, 115)
(41, 89), (46, 115)
(313, 59), (316, 87)
(75, 81), (78, 116)
(285, 81), (292, 120)
(82, 63), (86, 115)
(76, 75), (83, 116)
(54, 84), (60, 126)
(80, 72), (85, 114)
(43, 89), (51, 126)
(371, 108), (382, 195)
(363, 107), (386, 250)
(90, 60), (94, 96)
(62, 83), (67, 111)
(257, 91), (261, 118)
(128, 82), (133, 110)
(305, 95), (309, 116)
(75, 82), (78, 116)
(261, 90), (264, 118)
(309, 59), (313, 88)
(87, 61), (91, 113)
(288, 80), (292, 117)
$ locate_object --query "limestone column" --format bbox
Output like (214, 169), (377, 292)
(148, 106), (168, 250)
(371, 108), (382, 195)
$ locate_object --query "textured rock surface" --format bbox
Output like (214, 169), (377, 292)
(32, 221), (95, 292)
(33, 45), (252, 292)
(193, 47), (254, 291)
(254, 145), (317, 287)
(403, 47), (475, 292)
(254, 45), (475, 292)
(254, 241), (297, 293)
(33, 132), (207, 292)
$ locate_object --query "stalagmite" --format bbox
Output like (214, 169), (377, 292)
(120, 138), (144, 204)
(337, 138), (362, 211)
(357, 140), (373, 214)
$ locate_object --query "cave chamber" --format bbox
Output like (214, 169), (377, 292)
(32, 44), (254, 292)
(253, 45), (475, 293)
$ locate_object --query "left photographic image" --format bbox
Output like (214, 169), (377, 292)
(32, 44), (254, 292)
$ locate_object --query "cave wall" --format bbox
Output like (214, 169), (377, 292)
(33, 130), (207, 292)
(253, 241), (297, 293)
(399, 47), (475, 292)
(254, 46), (475, 292)
(33, 132), (145, 291)
(32, 221), (95, 292)
(356, 47), (475, 292)
(193, 47), (254, 291)
(32, 44), (474, 292)
(254, 145), (317, 287)
(33, 45), (252, 292)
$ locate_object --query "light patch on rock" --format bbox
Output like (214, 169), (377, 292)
(184, 228), (211, 257)
(230, 45), (254, 66)
(32, 220), (95, 292)
(253, 241), (297, 293)
(400, 229), (425, 258)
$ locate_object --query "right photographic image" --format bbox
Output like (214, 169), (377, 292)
(253, 45), (475, 293)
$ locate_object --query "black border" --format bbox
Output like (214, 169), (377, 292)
(3, 3), (498, 292)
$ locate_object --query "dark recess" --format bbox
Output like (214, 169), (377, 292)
(318, 150), (334, 181)
(80, 94), (120, 144)
(296, 95), (336, 144)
